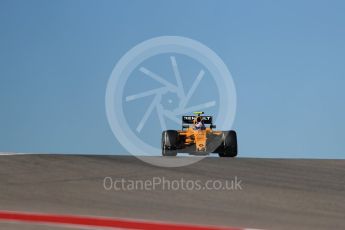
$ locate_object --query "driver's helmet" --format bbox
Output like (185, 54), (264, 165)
(194, 116), (205, 130)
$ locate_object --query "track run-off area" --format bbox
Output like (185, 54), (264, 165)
(0, 154), (344, 229)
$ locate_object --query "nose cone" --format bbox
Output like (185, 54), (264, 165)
(197, 143), (206, 151)
(194, 130), (207, 151)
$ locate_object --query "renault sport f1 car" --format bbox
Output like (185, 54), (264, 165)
(161, 112), (237, 157)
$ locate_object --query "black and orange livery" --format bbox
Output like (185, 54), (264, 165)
(161, 112), (237, 157)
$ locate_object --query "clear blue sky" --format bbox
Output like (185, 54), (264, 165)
(1, 0), (344, 158)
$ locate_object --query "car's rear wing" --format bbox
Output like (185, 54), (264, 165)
(182, 116), (213, 124)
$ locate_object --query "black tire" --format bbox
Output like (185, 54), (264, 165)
(161, 130), (178, 156)
(218, 130), (237, 157)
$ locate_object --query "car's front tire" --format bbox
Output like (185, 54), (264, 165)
(161, 130), (178, 156)
(218, 130), (237, 157)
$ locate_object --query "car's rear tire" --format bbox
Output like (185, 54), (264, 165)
(218, 130), (237, 157)
(162, 130), (178, 156)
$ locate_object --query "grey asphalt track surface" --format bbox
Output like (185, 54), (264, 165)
(0, 154), (344, 230)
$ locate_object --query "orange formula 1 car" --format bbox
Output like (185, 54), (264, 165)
(161, 112), (237, 157)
